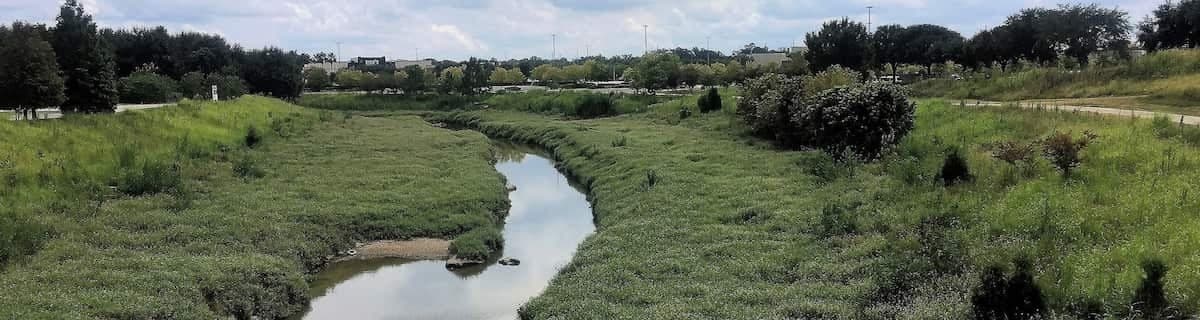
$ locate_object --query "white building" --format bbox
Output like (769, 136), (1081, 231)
(392, 59), (434, 69)
(304, 62), (349, 74)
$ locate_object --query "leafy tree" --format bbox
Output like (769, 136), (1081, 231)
(939, 148), (972, 186)
(459, 58), (490, 94)
(303, 68), (331, 91)
(1133, 259), (1172, 319)
(335, 70), (368, 90)
(697, 87), (722, 113)
(632, 52), (681, 91)
(52, 0), (118, 113)
(790, 82), (914, 159)
(531, 64), (563, 83)
(903, 24), (965, 75)
(179, 71), (206, 99)
(1041, 4), (1130, 65)
(0, 22), (65, 119)
(971, 259), (1047, 320)
(780, 50), (810, 76)
(873, 25), (908, 77)
(438, 66), (465, 94)
(722, 60), (745, 84)
(205, 73), (245, 100)
(805, 18), (870, 72)
(1138, 0), (1200, 51)
(401, 65), (427, 94)
(239, 47), (304, 99)
(117, 71), (179, 103)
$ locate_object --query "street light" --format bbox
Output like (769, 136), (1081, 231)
(552, 34), (557, 60)
(643, 25), (649, 55)
(867, 6), (874, 32)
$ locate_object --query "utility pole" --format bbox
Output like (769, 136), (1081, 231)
(867, 6), (874, 32)
(706, 36), (711, 64)
(552, 34), (557, 60)
(336, 42), (343, 61)
(414, 48), (419, 61)
(643, 25), (649, 55)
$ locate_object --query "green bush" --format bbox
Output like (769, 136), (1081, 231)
(245, 126), (262, 148)
(736, 74), (805, 140)
(118, 71), (180, 104)
(938, 148), (972, 186)
(1042, 131), (1094, 177)
(1133, 259), (1173, 318)
(697, 87), (722, 113)
(116, 159), (181, 196)
(790, 83), (915, 159)
(449, 226), (504, 261)
(971, 259), (1047, 320)
(573, 94), (614, 119)
(232, 153), (265, 179)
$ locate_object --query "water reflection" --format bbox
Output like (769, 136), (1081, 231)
(300, 141), (595, 320)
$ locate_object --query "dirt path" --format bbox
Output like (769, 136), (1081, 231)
(335, 238), (452, 262)
(965, 100), (1200, 125)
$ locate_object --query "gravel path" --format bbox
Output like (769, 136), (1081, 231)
(967, 100), (1200, 125)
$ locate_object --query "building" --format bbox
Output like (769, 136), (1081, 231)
(303, 61), (348, 74)
(392, 59), (434, 69)
(349, 56), (389, 69)
(746, 52), (790, 68)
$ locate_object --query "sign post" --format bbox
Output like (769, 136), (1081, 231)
(211, 85), (219, 101)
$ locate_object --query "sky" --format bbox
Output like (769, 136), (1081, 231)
(0, 0), (1159, 61)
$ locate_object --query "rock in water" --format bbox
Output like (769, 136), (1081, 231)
(446, 256), (484, 269)
(499, 258), (521, 266)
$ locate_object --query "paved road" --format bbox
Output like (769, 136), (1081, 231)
(4, 103), (173, 120)
(967, 100), (1200, 125)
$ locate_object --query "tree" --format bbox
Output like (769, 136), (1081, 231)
(239, 47), (304, 99)
(0, 22), (66, 120)
(401, 65), (427, 94)
(1041, 4), (1130, 65)
(781, 50), (810, 77)
(117, 71), (179, 103)
(459, 58), (490, 94)
(632, 52), (681, 91)
(303, 68), (331, 91)
(179, 72), (207, 99)
(531, 64), (562, 83)
(53, 0), (118, 113)
(805, 18), (870, 72)
(1138, 0), (1200, 51)
(903, 24), (965, 75)
(205, 73), (246, 100)
(438, 66), (464, 94)
(335, 70), (368, 90)
(873, 25), (908, 77)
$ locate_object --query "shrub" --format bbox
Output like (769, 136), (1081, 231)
(641, 170), (659, 190)
(992, 141), (1037, 166)
(697, 87), (722, 113)
(1132, 259), (1171, 318)
(245, 126), (262, 148)
(449, 227), (504, 261)
(818, 203), (856, 236)
(116, 159), (182, 196)
(939, 148), (973, 186)
(117, 71), (180, 104)
(678, 107), (693, 119)
(232, 153), (265, 179)
(573, 94), (614, 119)
(802, 65), (861, 94)
(736, 74), (805, 140)
(790, 83), (915, 159)
(971, 259), (1047, 320)
(1042, 131), (1094, 177)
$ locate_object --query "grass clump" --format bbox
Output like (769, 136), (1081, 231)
(298, 94), (478, 111)
(939, 148), (972, 186)
(450, 226), (504, 261)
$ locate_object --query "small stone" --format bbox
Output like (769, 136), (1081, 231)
(499, 258), (521, 266)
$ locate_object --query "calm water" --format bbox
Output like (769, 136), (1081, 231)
(300, 142), (595, 320)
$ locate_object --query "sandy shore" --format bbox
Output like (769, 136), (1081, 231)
(336, 238), (452, 262)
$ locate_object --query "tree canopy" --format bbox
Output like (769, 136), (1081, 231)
(805, 18), (870, 72)
(0, 22), (66, 116)
(53, 0), (118, 113)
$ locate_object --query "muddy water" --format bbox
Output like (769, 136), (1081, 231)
(300, 142), (595, 320)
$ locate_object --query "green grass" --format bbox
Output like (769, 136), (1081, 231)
(483, 91), (671, 116)
(298, 93), (481, 111)
(432, 97), (1200, 318)
(0, 106), (508, 318)
(911, 50), (1200, 108)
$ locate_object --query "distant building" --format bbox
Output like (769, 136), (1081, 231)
(746, 53), (789, 68)
(392, 59), (434, 69)
(349, 56), (389, 69)
(303, 62), (348, 74)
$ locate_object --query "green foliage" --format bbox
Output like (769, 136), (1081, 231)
(232, 153), (265, 179)
(303, 68), (331, 91)
(804, 18), (869, 72)
(1137, 0), (1200, 52)
(115, 158), (181, 196)
(1132, 259), (1173, 318)
(1041, 131), (1094, 177)
(244, 126), (262, 148)
(802, 65), (862, 93)
(0, 22), (65, 116)
(790, 83), (916, 159)
(939, 148), (973, 186)
(631, 52), (682, 91)
(52, 0), (118, 113)
(240, 47), (304, 99)
(971, 259), (1047, 320)
(450, 226), (504, 261)
(697, 87), (722, 113)
(117, 71), (179, 103)
(484, 91), (661, 117)
(298, 94), (478, 111)
(678, 107), (692, 119)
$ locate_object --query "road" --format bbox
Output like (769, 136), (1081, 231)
(4, 103), (174, 120)
(966, 100), (1200, 125)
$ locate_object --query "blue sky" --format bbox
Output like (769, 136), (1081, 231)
(1, 0), (1158, 61)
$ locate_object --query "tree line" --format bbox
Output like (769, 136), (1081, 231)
(0, 0), (309, 118)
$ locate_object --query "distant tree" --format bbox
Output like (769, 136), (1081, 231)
(562, 64), (587, 83)
(179, 71), (207, 99)
(0, 22), (66, 120)
(303, 68), (331, 91)
(52, 0), (118, 113)
(736, 43), (770, 55)
(903, 24), (965, 75)
(438, 66), (464, 94)
(117, 71), (179, 103)
(873, 25), (908, 77)
(722, 60), (745, 84)
(805, 18), (870, 72)
(583, 60), (607, 81)
(239, 47), (304, 99)
(460, 58), (490, 94)
(401, 65), (427, 94)
(205, 73), (246, 100)
(1042, 4), (1130, 65)
(632, 52), (681, 91)
(1138, 0), (1200, 52)
(335, 70), (368, 90)
(697, 87), (722, 113)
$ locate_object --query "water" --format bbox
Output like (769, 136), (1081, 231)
(300, 142), (595, 320)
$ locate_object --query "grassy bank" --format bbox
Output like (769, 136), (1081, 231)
(911, 50), (1200, 108)
(298, 91), (675, 118)
(434, 98), (1200, 318)
(298, 93), (480, 111)
(0, 104), (508, 318)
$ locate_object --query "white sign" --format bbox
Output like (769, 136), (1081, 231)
(211, 85), (219, 101)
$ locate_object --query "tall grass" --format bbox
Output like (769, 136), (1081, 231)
(434, 98), (1200, 318)
(483, 91), (669, 117)
(911, 50), (1200, 105)
(298, 93), (479, 111)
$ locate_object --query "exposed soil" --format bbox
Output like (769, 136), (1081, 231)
(336, 238), (452, 262)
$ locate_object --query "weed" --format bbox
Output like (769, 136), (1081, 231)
(245, 126), (263, 148)
(939, 148), (973, 186)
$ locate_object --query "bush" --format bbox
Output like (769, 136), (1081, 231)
(971, 259), (1046, 320)
(117, 71), (180, 104)
(116, 159), (182, 196)
(991, 141), (1037, 166)
(572, 94), (615, 119)
(736, 74), (805, 140)
(449, 226), (504, 261)
(697, 87), (722, 113)
(802, 65), (861, 93)
(790, 83), (915, 159)
(232, 153), (265, 179)
(1132, 259), (1172, 318)
(678, 107), (693, 119)
(939, 148), (972, 186)
(1042, 131), (1094, 177)
(245, 126), (262, 148)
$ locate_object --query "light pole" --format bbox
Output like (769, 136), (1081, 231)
(867, 6), (874, 32)
(552, 34), (557, 60)
(643, 25), (648, 55)
(336, 42), (343, 61)
(706, 36), (711, 64)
